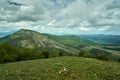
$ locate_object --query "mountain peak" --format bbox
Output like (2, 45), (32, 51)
(17, 29), (32, 32)
(0, 29), (79, 54)
(16, 29), (41, 35)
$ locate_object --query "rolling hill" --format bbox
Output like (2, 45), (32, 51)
(45, 34), (120, 60)
(80, 35), (120, 46)
(0, 56), (120, 80)
(46, 34), (96, 48)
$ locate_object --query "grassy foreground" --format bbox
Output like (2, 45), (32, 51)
(0, 57), (120, 80)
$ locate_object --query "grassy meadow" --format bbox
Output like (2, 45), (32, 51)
(0, 56), (120, 80)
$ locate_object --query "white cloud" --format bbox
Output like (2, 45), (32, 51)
(0, 0), (120, 35)
(98, 26), (111, 31)
(80, 27), (92, 31)
(47, 20), (56, 26)
(80, 21), (90, 27)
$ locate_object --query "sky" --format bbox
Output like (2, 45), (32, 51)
(0, 0), (120, 37)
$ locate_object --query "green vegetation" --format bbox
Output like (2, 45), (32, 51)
(81, 46), (120, 61)
(80, 35), (120, 45)
(118, 59), (120, 62)
(103, 46), (120, 51)
(0, 43), (69, 63)
(94, 54), (109, 61)
(0, 29), (120, 80)
(45, 34), (120, 61)
(78, 51), (109, 61)
(0, 29), (79, 54)
(78, 51), (85, 57)
(47, 35), (96, 48)
(0, 29), (120, 63)
(0, 57), (119, 80)
(0, 43), (113, 64)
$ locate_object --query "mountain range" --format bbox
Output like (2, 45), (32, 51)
(0, 29), (120, 60)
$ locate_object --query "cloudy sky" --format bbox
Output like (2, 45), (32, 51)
(0, 0), (120, 36)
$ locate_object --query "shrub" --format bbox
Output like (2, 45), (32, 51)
(59, 52), (63, 57)
(118, 59), (120, 62)
(95, 54), (109, 61)
(42, 51), (50, 58)
(78, 51), (85, 57)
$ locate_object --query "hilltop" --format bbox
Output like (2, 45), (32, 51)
(0, 56), (119, 80)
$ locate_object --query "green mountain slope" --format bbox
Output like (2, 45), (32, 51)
(0, 57), (119, 80)
(46, 34), (96, 48)
(0, 29), (79, 54)
(0, 29), (119, 61)
(80, 35), (120, 46)
(46, 34), (120, 60)
(81, 46), (120, 60)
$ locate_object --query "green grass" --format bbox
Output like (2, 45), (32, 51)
(46, 35), (96, 47)
(0, 57), (120, 80)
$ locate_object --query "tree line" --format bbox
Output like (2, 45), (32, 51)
(0, 43), (119, 64)
(0, 43), (68, 63)
(78, 50), (120, 62)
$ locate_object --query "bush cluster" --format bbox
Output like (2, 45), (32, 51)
(78, 51), (109, 61)
(0, 43), (68, 63)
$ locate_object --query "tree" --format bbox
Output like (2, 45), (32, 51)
(95, 54), (109, 61)
(118, 58), (120, 62)
(59, 52), (63, 57)
(0, 48), (7, 63)
(42, 51), (50, 58)
(79, 51), (85, 57)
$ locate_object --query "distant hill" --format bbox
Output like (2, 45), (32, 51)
(0, 56), (120, 80)
(0, 29), (79, 54)
(0, 29), (120, 61)
(46, 34), (96, 48)
(45, 34), (120, 60)
(80, 35), (120, 46)
(45, 34), (120, 47)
